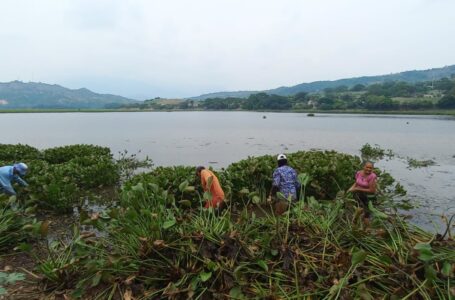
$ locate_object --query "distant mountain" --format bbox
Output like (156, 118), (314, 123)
(191, 65), (455, 100)
(0, 81), (138, 109)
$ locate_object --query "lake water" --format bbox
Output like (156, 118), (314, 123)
(1, 111), (454, 231)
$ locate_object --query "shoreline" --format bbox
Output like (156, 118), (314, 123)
(1, 108), (455, 116)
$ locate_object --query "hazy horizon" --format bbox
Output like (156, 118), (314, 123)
(1, 0), (454, 99)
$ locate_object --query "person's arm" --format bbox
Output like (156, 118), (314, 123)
(267, 170), (280, 202)
(347, 182), (356, 192)
(353, 180), (376, 193)
(348, 171), (359, 192)
(351, 174), (377, 193)
(200, 173), (207, 191)
(1, 184), (16, 196)
(13, 175), (28, 187)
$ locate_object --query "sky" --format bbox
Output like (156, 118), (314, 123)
(0, 0), (454, 100)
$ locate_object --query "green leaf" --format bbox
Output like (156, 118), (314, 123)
(0, 287), (6, 296)
(190, 276), (200, 290)
(239, 188), (249, 194)
(178, 180), (189, 192)
(14, 243), (32, 252)
(178, 200), (192, 207)
(298, 173), (311, 186)
(199, 271), (212, 282)
(148, 183), (159, 193)
(414, 243), (434, 262)
(424, 265), (437, 281)
(4, 272), (25, 284)
(442, 262), (452, 277)
(163, 219), (176, 229)
(308, 196), (320, 209)
(367, 201), (388, 219)
(355, 283), (374, 300)
(351, 249), (367, 266)
(184, 186), (195, 192)
(131, 182), (144, 192)
(229, 287), (246, 299)
(252, 195), (261, 204)
(91, 272), (102, 287)
(277, 192), (286, 201)
(414, 243), (432, 251)
(257, 260), (268, 272)
(378, 255), (392, 266)
(125, 208), (139, 219)
(24, 206), (37, 214)
(203, 191), (212, 201)
(206, 260), (217, 271)
(71, 288), (84, 298)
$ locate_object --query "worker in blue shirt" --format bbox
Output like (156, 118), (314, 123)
(0, 163), (29, 196)
(267, 154), (300, 214)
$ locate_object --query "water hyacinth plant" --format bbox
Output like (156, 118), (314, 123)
(1, 144), (454, 299)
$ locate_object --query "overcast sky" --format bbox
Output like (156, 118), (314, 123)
(0, 0), (454, 99)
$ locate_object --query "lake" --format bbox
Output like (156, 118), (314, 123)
(1, 111), (454, 231)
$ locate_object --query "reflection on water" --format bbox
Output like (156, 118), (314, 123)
(1, 111), (454, 231)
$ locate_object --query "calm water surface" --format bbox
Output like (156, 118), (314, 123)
(1, 111), (454, 231)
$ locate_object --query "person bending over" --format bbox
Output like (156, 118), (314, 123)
(267, 154), (300, 214)
(0, 163), (29, 196)
(196, 166), (225, 211)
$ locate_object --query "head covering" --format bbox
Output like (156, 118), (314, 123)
(277, 154), (287, 161)
(14, 162), (28, 176)
(196, 166), (205, 175)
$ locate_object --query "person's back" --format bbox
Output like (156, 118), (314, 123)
(272, 165), (299, 200)
(200, 169), (225, 208)
(0, 163), (29, 196)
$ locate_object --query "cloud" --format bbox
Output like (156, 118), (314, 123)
(0, 0), (454, 98)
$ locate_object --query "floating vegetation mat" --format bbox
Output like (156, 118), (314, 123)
(0, 145), (454, 299)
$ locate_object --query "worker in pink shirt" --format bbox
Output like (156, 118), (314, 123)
(348, 161), (377, 218)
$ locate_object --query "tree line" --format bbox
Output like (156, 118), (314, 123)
(122, 76), (455, 111)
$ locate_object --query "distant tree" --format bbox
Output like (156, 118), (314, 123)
(332, 85), (348, 93)
(364, 95), (398, 110)
(243, 93), (291, 110)
(350, 84), (365, 92)
(178, 101), (190, 109)
(317, 96), (335, 110)
(400, 100), (434, 110)
(434, 78), (454, 92)
(293, 91), (308, 101)
(437, 94), (455, 108)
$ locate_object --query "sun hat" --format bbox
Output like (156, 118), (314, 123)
(14, 162), (28, 176)
(277, 154), (287, 161)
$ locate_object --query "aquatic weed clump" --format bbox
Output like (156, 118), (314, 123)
(0, 144), (121, 214)
(37, 186), (455, 299)
(29, 151), (455, 299)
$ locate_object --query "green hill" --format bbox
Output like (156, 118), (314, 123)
(191, 64), (455, 100)
(0, 81), (138, 109)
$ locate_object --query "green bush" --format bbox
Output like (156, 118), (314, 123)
(43, 144), (112, 164)
(10, 144), (121, 213)
(0, 144), (41, 161)
(225, 151), (362, 201)
(67, 156), (119, 188)
(123, 166), (200, 207)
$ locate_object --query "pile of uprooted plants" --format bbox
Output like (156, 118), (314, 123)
(1, 144), (454, 299)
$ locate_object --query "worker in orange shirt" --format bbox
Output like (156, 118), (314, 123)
(196, 166), (225, 211)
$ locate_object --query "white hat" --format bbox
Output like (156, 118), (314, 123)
(277, 154), (287, 161)
(14, 162), (28, 176)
